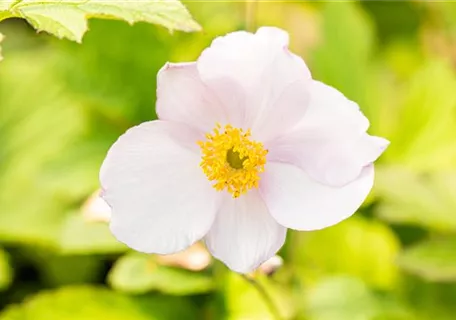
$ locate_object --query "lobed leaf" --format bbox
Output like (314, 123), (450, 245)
(0, 0), (201, 42)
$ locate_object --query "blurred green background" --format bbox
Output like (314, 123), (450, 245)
(1, 1), (456, 319)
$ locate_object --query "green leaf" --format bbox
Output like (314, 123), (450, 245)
(58, 214), (126, 255)
(0, 51), (87, 246)
(380, 59), (456, 169)
(306, 277), (378, 320)
(311, 2), (374, 108)
(397, 238), (456, 282)
(305, 277), (413, 320)
(0, 0), (201, 42)
(108, 252), (214, 295)
(0, 247), (13, 291)
(0, 286), (198, 320)
(375, 166), (456, 231)
(293, 217), (400, 290)
(0, 32), (3, 61)
(225, 273), (296, 320)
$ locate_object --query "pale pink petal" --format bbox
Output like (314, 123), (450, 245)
(100, 121), (220, 254)
(267, 80), (388, 186)
(197, 27), (310, 137)
(260, 163), (374, 231)
(299, 80), (369, 134)
(156, 62), (228, 133)
(205, 190), (287, 273)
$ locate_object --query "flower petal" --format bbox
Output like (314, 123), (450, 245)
(205, 190), (287, 273)
(260, 162), (374, 231)
(100, 121), (220, 254)
(267, 80), (388, 186)
(197, 27), (310, 137)
(156, 62), (228, 133)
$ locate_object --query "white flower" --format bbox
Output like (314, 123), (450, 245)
(100, 27), (388, 273)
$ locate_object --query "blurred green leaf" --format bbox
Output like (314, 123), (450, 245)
(108, 252), (214, 295)
(0, 248), (13, 291)
(311, 2), (374, 107)
(0, 0), (201, 42)
(58, 214), (126, 255)
(293, 217), (400, 290)
(0, 286), (198, 320)
(53, 20), (167, 126)
(305, 277), (378, 320)
(225, 273), (296, 320)
(401, 278), (456, 320)
(0, 32), (3, 61)
(397, 238), (456, 282)
(381, 60), (456, 169)
(36, 254), (105, 286)
(305, 277), (413, 320)
(0, 51), (87, 246)
(376, 166), (456, 231)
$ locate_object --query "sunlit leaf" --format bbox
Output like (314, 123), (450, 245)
(293, 217), (400, 290)
(0, 247), (13, 291)
(381, 60), (456, 169)
(305, 277), (413, 320)
(0, 286), (198, 320)
(108, 252), (214, 295)
(58, 214), (126, 255)
(397, 238), (456, 282)
(0, 0), (201, 42)
(0, 32), (3, 61)
(376, 166), (456, 231)
(225, 272), (296, 320)
(311, 1), (374, 108)
(0, 51), (87, 246)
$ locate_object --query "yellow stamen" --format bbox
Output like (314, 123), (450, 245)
(198, 124), (268, 198)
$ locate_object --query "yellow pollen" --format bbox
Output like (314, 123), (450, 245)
(198, 123), (268, 198)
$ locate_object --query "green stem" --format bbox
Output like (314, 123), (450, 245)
(241, 274), (283, 320)
(245, 0), (257, 32)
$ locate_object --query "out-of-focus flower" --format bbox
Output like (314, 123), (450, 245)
(82, 190), (112, 223)
(157, 242), (212, 271)
(258, 255), (283, 276)
(100, 27), (388, 273)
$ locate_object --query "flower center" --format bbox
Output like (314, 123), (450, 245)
(198, 124), (268, 198)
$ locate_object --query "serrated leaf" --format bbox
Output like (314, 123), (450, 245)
(108, 252), (214, 295)
(58, 214), (127, 255)
(397, 238), (456, 282)
(0, 0), (201, 42)
(0, 247), (13, 291)
(375, 166), (456, 231)
(0, 286), (198, 320)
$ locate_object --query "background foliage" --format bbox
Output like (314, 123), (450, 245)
(1, 1), (456, 319)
